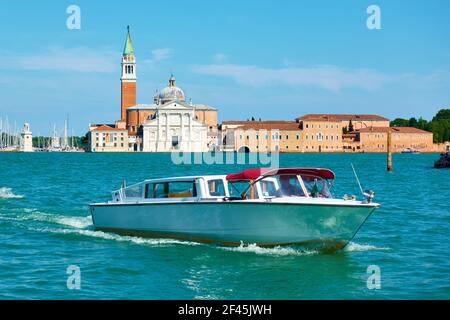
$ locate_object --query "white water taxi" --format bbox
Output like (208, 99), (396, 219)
(90, 168), (379, 250)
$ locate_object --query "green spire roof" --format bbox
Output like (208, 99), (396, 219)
(123, 26), (134, 55)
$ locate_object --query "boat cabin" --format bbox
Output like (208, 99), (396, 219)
(112, 168), (336, 203)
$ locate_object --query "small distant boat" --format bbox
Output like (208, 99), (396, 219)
(401, 148), (420, 154)
(90, 168), (380, 251)
(434, 153), (450, 168)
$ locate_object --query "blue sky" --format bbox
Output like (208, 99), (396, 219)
(0, 0), (450, 135)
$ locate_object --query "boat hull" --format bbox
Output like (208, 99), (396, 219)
(90, 201), (377, 250)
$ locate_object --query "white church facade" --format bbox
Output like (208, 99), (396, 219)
(142, 100), (210, 152)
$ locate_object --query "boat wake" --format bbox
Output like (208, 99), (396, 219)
(220, 241), (389, 256)
(0, 187), (24, 199)
(7, 209), (203, 247)
(344, 242), (390, 252)
(49, 215), (93, 229)
(220, 242), (319, 257)
(1, 209), (93, 229)
(31, 226), (203, 247)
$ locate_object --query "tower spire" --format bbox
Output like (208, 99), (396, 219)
(123, 25), (134, 56)
(121, 26), (137, 123)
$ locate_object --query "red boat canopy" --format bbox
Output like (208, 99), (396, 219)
(226, 168), (335, 181)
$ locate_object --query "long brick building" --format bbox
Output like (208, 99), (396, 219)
(219, 115), (442, 153)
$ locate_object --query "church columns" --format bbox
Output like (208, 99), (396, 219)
(166, 113), (170, 150)
(181, 113), (185, 151)
(189, 113), (193, 151)
(156, 112), (160, 152)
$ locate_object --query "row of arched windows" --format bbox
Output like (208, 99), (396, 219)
(124, 65), (134, 74)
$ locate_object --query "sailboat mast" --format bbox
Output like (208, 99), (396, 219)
(66, 114), (70, 149)
(14, 121), (17, 147)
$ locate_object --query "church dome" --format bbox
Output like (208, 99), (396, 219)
(159, 75), (185, 103)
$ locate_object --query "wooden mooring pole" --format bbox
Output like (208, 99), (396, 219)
(387, 129), (393, 172)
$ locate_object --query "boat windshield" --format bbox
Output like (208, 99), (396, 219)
(300, 174), (333, 198)
(259, 174), (305, 198)
(228, 181), (258, 199)
(258, 174), (333, 199)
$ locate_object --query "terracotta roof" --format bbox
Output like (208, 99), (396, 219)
(91, 125), (127, 132)
(297, 114), (390, 122)
(222, 120), (296, 125)
(358, 127), (432, 134)
(232, 121), (301, 131)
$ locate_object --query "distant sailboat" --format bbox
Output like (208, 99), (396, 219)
(0, 116), (21, 152)
(47, 115), (83, 152)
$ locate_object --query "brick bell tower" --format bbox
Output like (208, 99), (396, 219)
(121, 26), (137, 123)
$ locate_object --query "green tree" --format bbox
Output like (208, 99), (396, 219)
(32, 136), (51, 148)
(444, 128), (450, 142)
(408, 117), (418, 128)
(80, 133), (89, 149)
(433, 109), (450, 121)
(430, 109), (450, 143)
(390, 118), (409, 127)
(417, 117), (428, 130)
(348, 120), (354, 132)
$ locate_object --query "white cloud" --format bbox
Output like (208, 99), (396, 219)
(140, 48), (174, 69)
(192, 63), (396, 92)
(8, 47), (119, 73)
(151, 48), (174, 61)
(152, 48), (173, 61)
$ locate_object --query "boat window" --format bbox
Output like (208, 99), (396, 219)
(151, 183), (168, 198)
(260, 179), (278, 197)
(276, 175), (305, 197)
(300, 175), (332, 198)
(228, 181), (257, 199)
(259, 174), (305, 198)
(207, 179), (226, 197)
(124, 184), (144, 198)
(146, 181), (197, 199)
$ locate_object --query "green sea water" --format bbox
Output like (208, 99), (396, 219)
(0, 152), (449, 299)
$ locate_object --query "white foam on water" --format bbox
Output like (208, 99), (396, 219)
(220, 242), (318, 257)
(344, 242), (390, 252)
(0, 187), (24, 199)
(181, 278), (201, 293)
(53, 216), (93, 229)
(12, 210), (93, 229)
(30, 226), (202, 247)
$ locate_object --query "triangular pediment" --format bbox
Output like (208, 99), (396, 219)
(159, 100), (193, 110)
